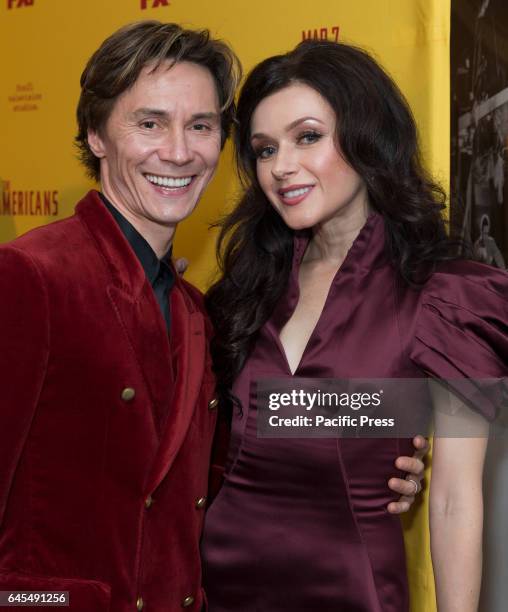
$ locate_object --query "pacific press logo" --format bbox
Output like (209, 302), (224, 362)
(7, 0), (34, 8)
(140, 0), (170, 9)
(302, 26), (340, 42)
(1, 180), (58, 217)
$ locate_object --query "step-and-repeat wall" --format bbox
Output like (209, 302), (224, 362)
(0, 1), (451, 610)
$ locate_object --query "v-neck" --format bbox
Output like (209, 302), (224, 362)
(267, 212), (385, 376)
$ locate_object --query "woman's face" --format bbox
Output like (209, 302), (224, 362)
(250, 82), (369, 231)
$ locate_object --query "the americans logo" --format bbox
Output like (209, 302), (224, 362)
(1, 181), (58, 216)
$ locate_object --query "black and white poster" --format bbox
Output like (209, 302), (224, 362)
(451, 0), (508, 269)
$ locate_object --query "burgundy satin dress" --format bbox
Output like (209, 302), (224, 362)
(201, 214), (508, 612)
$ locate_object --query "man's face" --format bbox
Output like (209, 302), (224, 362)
(88, 60), (222, 242)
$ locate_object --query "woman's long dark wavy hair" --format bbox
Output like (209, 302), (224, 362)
(206, 39), (461, 407)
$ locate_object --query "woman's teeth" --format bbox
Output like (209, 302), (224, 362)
(283, 187), (311, 198)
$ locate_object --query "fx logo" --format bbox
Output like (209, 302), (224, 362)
(7, 0), (34, 8)
(140, 0), (170, 8)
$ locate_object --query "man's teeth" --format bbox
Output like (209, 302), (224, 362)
(283, 187), (311, 198)
(145, 175), (192, 188)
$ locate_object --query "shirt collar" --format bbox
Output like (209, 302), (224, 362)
(99, 193), (173, 285)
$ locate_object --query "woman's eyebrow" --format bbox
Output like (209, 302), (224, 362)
(251, 116), (325, 140)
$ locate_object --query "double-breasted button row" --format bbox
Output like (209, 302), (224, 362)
(195, 496), (207, 509)
(208, 398), (218, 411)
(121, 387), (136, 402)
(136, 594), (195, 609)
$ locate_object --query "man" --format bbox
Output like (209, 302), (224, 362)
(0, 21), (426, 612)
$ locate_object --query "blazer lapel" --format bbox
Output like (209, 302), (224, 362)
(76, 191), (173, 433)
(144, 282), (205, 495)
(107, 282), (172, 432)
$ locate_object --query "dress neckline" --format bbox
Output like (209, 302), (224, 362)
(268, 212), (388, 375)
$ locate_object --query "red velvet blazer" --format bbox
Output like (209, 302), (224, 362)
(0, 191), (218, 611)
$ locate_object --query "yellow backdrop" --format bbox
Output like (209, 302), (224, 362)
(0, 1), (450, 610)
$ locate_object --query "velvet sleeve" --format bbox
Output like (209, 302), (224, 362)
(0, 246), (49, 526)
(409, 261), (508, 420)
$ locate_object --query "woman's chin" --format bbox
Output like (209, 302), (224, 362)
(279, 212), (317, 232)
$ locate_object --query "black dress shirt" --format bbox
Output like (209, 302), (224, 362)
(100, 193), (175, 331)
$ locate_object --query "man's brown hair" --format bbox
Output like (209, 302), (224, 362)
(76, 21), (241, 181)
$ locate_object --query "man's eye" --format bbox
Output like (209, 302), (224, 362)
(192, 123), (210, 131)
(141, 121), (156, 129)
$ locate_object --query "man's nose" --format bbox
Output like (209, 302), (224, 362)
(158, 128), (194, 165)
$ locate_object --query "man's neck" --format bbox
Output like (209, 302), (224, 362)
(100, 188), (175, 259)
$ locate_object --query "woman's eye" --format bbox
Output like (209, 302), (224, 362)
(298, 131), (321, 144)
(256, 145), (276, 160)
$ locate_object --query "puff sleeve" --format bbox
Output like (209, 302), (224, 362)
(409, 261), (508, 420)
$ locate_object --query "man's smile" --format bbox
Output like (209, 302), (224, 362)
(144, 174), (194, 188)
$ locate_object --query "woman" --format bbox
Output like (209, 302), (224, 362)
(202, 40), (507, 611)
